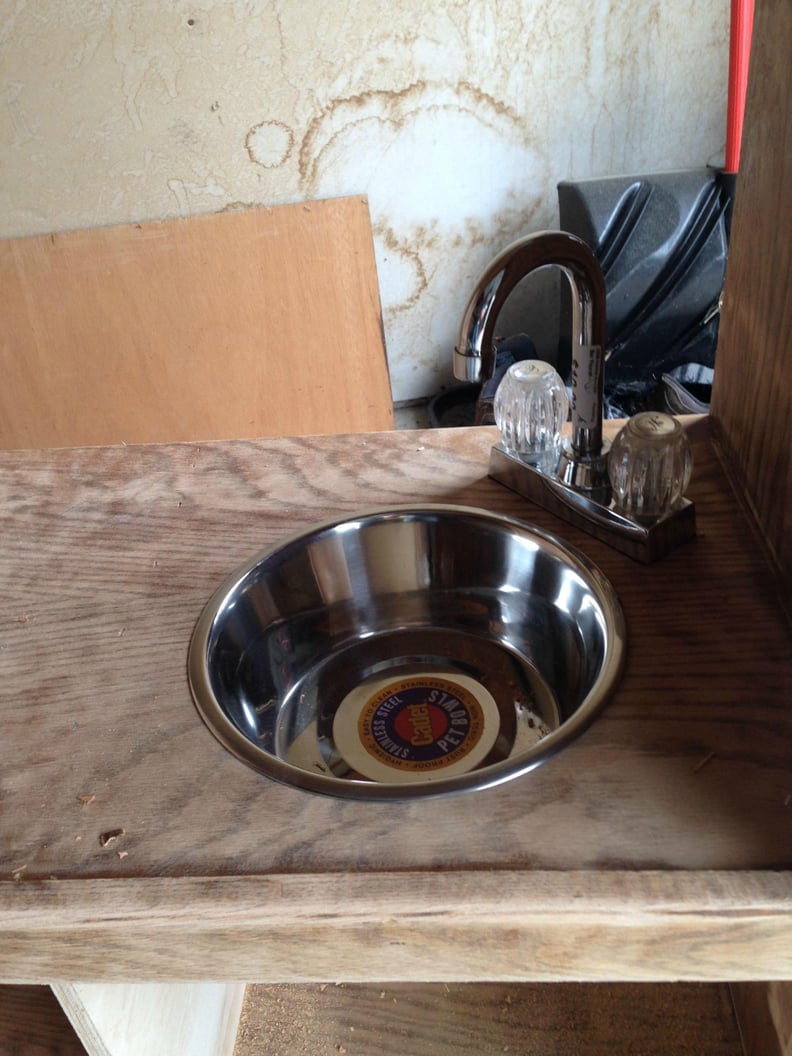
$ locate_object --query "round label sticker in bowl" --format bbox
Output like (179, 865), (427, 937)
(333, 672), (500, 783)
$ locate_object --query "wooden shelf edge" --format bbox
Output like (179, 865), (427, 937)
(2, 869), (790, 984)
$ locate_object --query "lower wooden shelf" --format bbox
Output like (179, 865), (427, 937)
(234, 981), (745, 1056)
(4, 980), (790, 1055)
(0, 985), (85, 1056)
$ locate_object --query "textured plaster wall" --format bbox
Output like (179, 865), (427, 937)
(0, 0), (728, 403)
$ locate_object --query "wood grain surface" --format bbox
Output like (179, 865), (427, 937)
(732, 981), (792, 1056)
(0, 197), (393, 448)
(711, 0), (792, 588)
(0, 985), (86, 1055)
(0, 418), (790, 981)
(770, 981), (792, 1056)
(694, 4), (792, 1052)
(234, 981), (743, 1056)
(1, 870), (790, 983)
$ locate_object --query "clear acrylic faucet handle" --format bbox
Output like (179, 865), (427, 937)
(494, 361), (569, 471)
(608, 412), (693, 521)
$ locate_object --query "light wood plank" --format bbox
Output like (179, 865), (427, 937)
(0, 420), (788, 887)
(0, 422), (789, 983)
(0, 197), (393, 448)
(50, 983), (244, 1056)
(234, 982), (743, 1056)
(1, 871), (791, 983)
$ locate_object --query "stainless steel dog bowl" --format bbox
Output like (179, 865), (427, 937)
(188, 505), (626, 799)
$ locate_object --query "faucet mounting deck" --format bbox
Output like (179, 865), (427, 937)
(456, 231), (696, 562)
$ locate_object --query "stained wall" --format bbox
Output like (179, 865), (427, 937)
(0, 1), (728, 402)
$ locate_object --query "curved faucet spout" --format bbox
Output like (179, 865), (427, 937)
(454, 230), (607, 463)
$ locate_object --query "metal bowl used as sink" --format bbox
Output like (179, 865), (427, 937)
(188, 505), (626, 799)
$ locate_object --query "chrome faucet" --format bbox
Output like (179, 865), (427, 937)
(455, 231), (610, 493)
(455, 231), (697, 562)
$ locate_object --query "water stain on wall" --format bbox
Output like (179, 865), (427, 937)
(297, 79), (533, 193)
(372, 221), (428, 316)
(245, 120), (294, 168)
(292, 76), (546, 394)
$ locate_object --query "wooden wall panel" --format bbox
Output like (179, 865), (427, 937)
(713, 3), (792, 1054)
(710, 0), (792, 586)
(732, 982), (792, 1056)
(0, 985), (86, 1055)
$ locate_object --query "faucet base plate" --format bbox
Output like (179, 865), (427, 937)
(489, 443), (696, 564)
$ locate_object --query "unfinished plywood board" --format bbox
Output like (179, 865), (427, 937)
(0, 198), (393, 448)
(51, 983), (245, 1056)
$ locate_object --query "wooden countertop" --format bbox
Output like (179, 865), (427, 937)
(1, 419), (790, 983)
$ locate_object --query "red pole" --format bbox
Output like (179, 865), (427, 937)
(724, 0), (755, 174)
